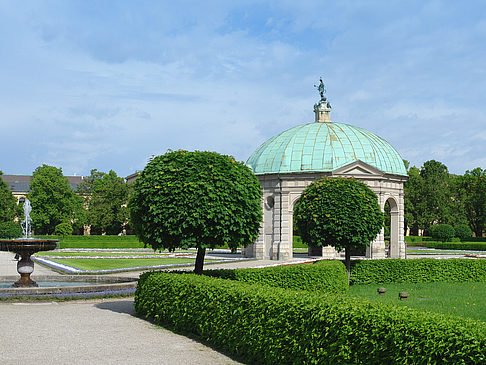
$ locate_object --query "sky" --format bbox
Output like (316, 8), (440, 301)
(1, 0), (485, 177)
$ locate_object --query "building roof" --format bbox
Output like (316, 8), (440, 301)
(0, 175), (84, 193)
(246, 121), (407, 176)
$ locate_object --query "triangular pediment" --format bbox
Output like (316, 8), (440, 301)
(331, 160), (384, 177)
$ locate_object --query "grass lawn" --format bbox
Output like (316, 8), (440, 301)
(349, 282), (486, 322)
(46, 257), (216, 270)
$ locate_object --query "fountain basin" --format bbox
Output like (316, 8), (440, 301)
(0, 239), (58, 253)
(0, 239), (59, 287)
(0, 275), (137, 299)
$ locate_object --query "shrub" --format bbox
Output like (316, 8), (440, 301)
(135, 272), (486, 364)
(204, 260), (348, 294)
(430, 224), (455, 242)
(292, 235), (306, 248)
(455, 224), (473, 240)
(0, 221), (22, 239)
(468, 237), (486, 242)
(55, 222), (72, 237)
(426, 242), (486, 251)
(350, 259), (486, 284)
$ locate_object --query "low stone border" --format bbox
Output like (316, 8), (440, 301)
(0, 275), (137, 297)
(33, 256), (256, 274)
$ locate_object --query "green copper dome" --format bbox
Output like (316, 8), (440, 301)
(247, 121), (407, 176)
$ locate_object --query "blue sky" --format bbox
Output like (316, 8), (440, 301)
(1, 1), (485, 177)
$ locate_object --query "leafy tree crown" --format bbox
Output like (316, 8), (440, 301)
(129, 150), (262, 251)
(28, 165), (84, 234)
(80, 169), (129, 235)
(294, 177), (383, 251)
(55, 222), (73, 237)
(0, 171), (17, 223)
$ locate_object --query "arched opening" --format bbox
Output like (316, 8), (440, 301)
(291, 197), (308, 256)
(384, 197), (399, 258)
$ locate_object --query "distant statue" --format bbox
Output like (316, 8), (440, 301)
(314, 77), (326, 100)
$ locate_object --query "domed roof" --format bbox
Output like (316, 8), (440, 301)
(246, 121), (407, 176)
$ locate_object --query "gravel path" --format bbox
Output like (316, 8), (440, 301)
(0, 298), (243, 365)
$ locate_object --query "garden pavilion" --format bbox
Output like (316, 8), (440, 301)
(243, 85), (408, 260)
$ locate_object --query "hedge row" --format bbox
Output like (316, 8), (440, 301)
(425, 242), (486, 251)
(135, 272), (486, 364)
(350, 259), (486, 284)
(204, 260), (348, 293)
(406, 236), (486, 243)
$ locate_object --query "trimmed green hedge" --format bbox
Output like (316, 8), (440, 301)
(406, 235), (486, 244)
(135, 272), (486, 364)
(34, 235), (144, 248)
(350, 259), (486, 285)
(426, 242), (486, 251)
(292, 235), (307, 248)
(204, 260), (348, 293)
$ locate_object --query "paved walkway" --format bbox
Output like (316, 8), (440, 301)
(0, 298), (243, 365)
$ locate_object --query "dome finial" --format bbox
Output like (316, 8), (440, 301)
(313, 77), (332, 123)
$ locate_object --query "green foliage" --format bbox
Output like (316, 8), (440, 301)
(425, 242), (486, 251)
(204, 260), (349, 294)
(405, 235), (430, 243)
(294, 178), (383, 251)
(28, 165), (85, 234)
(129, 150), (262, 272)
(456, 168), (486, 237)
(405, 161), (467, 234)
(135, 272), (486, 364)
(430, 224), (455, 242)
(55, 222), (72, 237)
(350, 259), (486, 284)
(294, 177), (383, 279)
(79, 169), (129, 235)
(55, 222), (72, 249)
(34, 234), (144, 248)
(0, 171), (17, 223)
(0, 221), (22, 238)
(292, 235), (306, 248)
(455, 224), (473, 240)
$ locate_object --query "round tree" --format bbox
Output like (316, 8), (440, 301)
(430, 224), (455, 242)
(454, 224), (472, 240)
(55, 222), (73, 249)
(294, 177), (383, 281)
(129, 150), (262, 274)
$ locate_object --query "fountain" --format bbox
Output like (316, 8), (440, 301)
(0, 199), (58, 287)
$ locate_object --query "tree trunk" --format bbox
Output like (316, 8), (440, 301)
(345, 245), (351, 285)
(194, 247), (206, 275)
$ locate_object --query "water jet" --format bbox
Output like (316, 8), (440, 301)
(0, 199), (58, 287)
